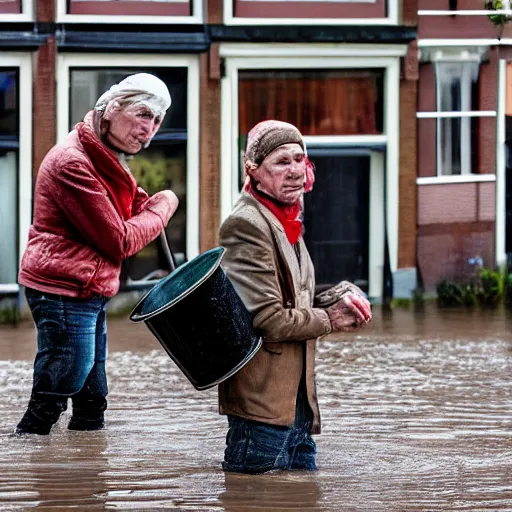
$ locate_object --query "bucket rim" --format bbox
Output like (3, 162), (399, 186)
(129, 246), (226, 323)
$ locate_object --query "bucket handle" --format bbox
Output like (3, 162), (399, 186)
(122, 230), (177, 290)
(160, 230), (176, 272)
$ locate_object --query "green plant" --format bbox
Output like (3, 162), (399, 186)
(503, 272), (512, 306)
(391, 298), (412, 309)
(485, 0), (512, 26)
(475, 267), (504, 307)
(436, 280), (465, 308)
(0, 305), (20, 326)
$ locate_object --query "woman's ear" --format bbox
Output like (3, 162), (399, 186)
(244, 160), (258, 179)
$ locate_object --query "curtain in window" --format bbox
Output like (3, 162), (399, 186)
(239, 73), (381, 136)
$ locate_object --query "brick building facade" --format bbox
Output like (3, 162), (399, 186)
(4, 0), (497, 302)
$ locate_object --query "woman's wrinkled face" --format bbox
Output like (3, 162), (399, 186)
(104, 103), (162, 155)
(249, 143), (306, 205)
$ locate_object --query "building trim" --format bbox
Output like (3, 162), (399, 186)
(55, 26), (210, 53)
(0, 284), (19, 294)
(418, 9), (512, 15)
(56, 0), (203, 24)
(1, 53), (33, 285)
(417, 175), (496, 185)
(219, 43), (409, 58)
(210, 25), (416, 44)
(496, 58), (507, 267)
(56, 53), (201, 261)
(418, 38), (512, 47)
(417, 111), (497, 119)
(0, 23), (48, 49)
(303, 135), (388, 146)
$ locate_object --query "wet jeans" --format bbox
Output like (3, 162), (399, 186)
(16, 288), (109, 434)
(222, 385), (317, 474)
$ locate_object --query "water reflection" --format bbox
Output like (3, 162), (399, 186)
(1, 305), (512, 510)
(27, 431), (108, 510)
(219, 472), (323, 511)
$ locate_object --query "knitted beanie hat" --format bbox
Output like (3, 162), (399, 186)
(244, 120), (305, 165)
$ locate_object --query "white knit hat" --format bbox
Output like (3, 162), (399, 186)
(94, 73), (171, 118)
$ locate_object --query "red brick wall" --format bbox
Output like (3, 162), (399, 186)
(399, 79), (418, 269)
(199, 0), (223, 251)
(199, 49), (222, 252)
(402, 0), (418, 25)
(417, 182), (496, 291)
(479, 47), (498, 175)
(33, 1), (56, 182)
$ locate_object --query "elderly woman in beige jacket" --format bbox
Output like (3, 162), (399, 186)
(218, 120), (372, 473)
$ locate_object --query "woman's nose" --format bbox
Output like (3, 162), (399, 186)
(288, 163), (304, 179)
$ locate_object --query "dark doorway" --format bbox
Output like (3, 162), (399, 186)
(303, 149), (370, 291)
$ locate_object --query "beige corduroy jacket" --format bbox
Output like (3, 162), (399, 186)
(218, 192), (334, 434)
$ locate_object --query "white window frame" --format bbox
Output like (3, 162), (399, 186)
(0, 53), (32, 294)
(219, 43), (404, 299)
(0, 0), (34, 21)
(416, 51), (497, 182)
(496, 58), (506, 268)
(56, 0), (202, 24)
(57, 53), (200, 262)
(223, 0), (398, 25)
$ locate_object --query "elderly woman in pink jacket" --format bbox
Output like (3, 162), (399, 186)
(16, 74), (179, 435)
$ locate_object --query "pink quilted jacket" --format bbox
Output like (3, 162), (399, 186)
(18, 130), (174, 298)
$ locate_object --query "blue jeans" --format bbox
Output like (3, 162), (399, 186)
(223, 383), (317, 474)
(16, 288), (109, 434)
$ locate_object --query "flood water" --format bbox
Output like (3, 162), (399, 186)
(1, 304), (511, 511)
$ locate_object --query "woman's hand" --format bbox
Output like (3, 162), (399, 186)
(327, 292), (372, 332)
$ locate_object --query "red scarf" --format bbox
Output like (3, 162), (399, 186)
(245, 180), (303, 245)
(76, 113), (137, 221)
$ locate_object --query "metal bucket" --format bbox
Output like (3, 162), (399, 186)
(129, 247), (262, 390)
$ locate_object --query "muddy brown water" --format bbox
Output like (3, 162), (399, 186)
(0, 304), (511, 511)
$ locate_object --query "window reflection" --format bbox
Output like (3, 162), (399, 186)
(69, 68), (188, 283)
(0, 70), (18, 136)
(0, 70), (19, 285)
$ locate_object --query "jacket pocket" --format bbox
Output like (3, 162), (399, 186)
(263, 342), (283, 355)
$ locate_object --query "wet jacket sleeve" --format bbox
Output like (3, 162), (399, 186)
(53, 160), (175, 264)
(220, 216), (332, 343)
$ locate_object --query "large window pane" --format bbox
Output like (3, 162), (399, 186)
(238, 69), (384, 137)
(70, 68), (187, 131)
(435, 61), (480, 113)
(127, 143), (187, 279)
(435, 61), (481, 176)
(0, 69), (19, 285)
(0, 152), (18, 284)
(69, 68), (188, 280)
(0, 70), (18, 137)
(438, 116), (479, 176)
